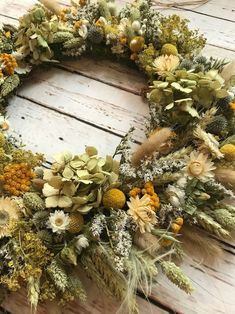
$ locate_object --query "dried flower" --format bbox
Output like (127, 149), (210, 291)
(0, 198), (19, 238)
(102, 188), (126, 209)
(47, 210), (70, 234)
(220, 144), (235, 161)
(153, 55), (179, 76)
(127, 194), (157, 233)
(184, 151), (215, 182)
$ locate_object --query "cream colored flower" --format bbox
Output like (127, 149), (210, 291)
(0, 198), (19, 238)
(153, 55), (180, 76)
(185, 151), (215, 182)
(127, 194), (157, 233)
(47, 210), (70, 234)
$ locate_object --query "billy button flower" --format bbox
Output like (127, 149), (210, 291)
(229, 102), (235, 110)
(102, 188), (126, 209)
(0, 163), (35, 196)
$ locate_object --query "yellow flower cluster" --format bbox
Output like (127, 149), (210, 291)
(0, 53), (17, 76)
(129, 182), (160, 211)
(229, 102), (235, 110)
(0, 163), (35, 196)
(162, 217), (184, 247)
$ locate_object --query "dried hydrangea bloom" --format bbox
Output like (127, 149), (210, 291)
(184, 151), (215, 182)
(127, 194), (157, 233)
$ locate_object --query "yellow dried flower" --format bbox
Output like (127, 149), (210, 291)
(229, 102), (235, 110)
(153, 54), (179, 76)
(1, 163), (35, 196)
(68, 212), (84, 234)
(220, 144), (235, 161)
(129, 36), (145, 53)
(127, 194), (157, 233)
(161, 43), (178, 56)
(102, 188), (126, 209)
(0, 53), (17, 76)
(5, 31), (11, 39)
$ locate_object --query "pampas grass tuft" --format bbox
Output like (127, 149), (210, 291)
(132, 127), (172, 166)
(214, 168), (235, 192)
(181, 224), (223, 264)
(39, 0), (62, 15)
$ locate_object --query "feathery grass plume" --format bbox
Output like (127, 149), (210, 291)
(214, 168), (235, 192)
(193, 125), (223, 158)
(132, 127), (173, 166)
(39, 0), (62, 15)
(160, 261), (193, 294)
(133, 232), (161, 257)
(181, 224), (223, 263)
(117, 247), (159, 314)
(216, 160), (235, 170)
(199, 107), (218, 129)
(212, 209), (235, 231)
(195, 211), (230, 239)
(80, 244), (131, 305)
(47, 260), (68, 292)
(27, 275), (40, 313)
(153, 172), (181, 186)
(67, 271), (87, 302)
(223, 204), (235, 215)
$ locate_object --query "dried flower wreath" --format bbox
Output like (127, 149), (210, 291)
(0, 0), (234, 312)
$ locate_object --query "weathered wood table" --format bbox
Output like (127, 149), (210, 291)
(0, 0), (235, 313)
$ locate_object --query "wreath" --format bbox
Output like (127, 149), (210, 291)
(0, 0), (234, 312)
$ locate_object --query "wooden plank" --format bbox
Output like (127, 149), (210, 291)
(2, 272), (169, 314)
(16, 67), (147, 141)
(151, 250), (235, 314)
(7, 96), (123, 161)
(152, 0), (235, 22)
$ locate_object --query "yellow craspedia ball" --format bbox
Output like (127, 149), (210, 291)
(220, 144), (235, 161)
(102, 188), (126, 209)
(129, 36), (145, 53)
(161, 43), (178, 56)
(68, 212), (84, 234)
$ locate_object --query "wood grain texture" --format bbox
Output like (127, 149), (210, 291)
(0, 0), (235, 313)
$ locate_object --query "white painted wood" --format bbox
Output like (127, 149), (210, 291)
(1, 0), (235, 313)
(152, 250), (235, 314)
(7, 96), (123, 161)
(16, 67), (147, 141)
(152, 0), (235, 21)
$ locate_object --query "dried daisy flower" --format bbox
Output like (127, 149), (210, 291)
(184, 151), (215, 182)
(47, 210), (70, 234)
(127, 194), (157, 233)
(0, 198), (19, 238)
(153, 55), (179, 76)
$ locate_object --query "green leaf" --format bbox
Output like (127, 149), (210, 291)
(1, 74), (20, 97)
